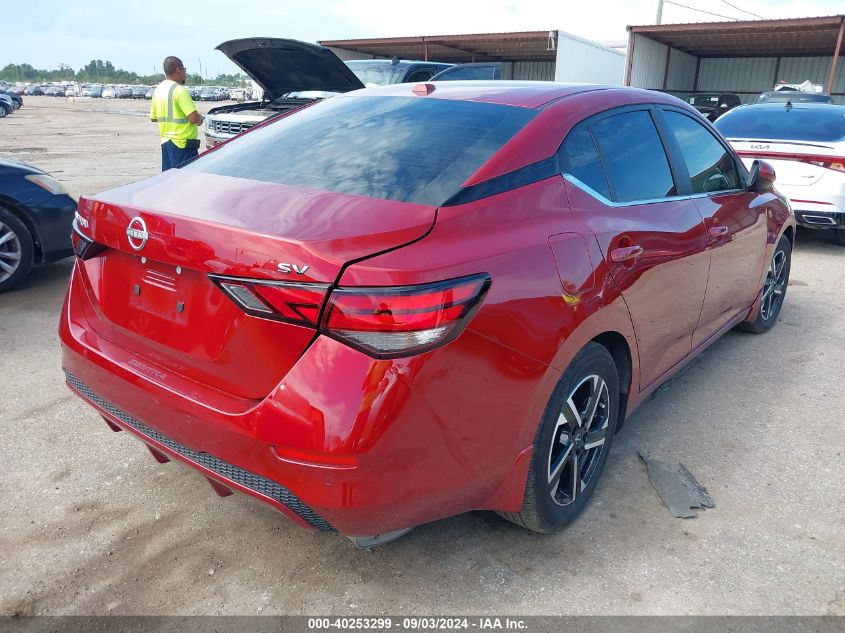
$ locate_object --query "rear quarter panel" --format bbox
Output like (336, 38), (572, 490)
(339, 176), (640, 473)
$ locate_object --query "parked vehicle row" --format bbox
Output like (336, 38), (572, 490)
(1, 81), (244, 100)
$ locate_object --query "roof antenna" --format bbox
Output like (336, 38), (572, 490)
(785, 99), (793, 111)
(390, 56), (400, 66)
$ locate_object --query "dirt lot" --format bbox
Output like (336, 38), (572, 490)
(0, 96), (843, 616)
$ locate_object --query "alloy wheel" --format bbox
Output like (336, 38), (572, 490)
(760, 247), (787, 321)
(547, 374), (611, 506)
(0, 221), (23, 282)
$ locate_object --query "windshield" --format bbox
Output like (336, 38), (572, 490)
(184, 95), (536, 206)
(715, 106), (845, 142)
(346, 62), (406, 86)
(688, 94), (720, 108)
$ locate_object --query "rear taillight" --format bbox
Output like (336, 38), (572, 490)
(322, 274), (491, 359)
(736, 150), (845, 173)
(210, 275), (330, 327)
(71, 220), (106, 260)
(211, 273), (491, 358)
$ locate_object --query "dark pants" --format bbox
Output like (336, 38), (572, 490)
(161, 140), (199, 171)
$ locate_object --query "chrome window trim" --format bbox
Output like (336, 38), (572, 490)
(687, 188), (748, 199)
(564, 174), (692, 207)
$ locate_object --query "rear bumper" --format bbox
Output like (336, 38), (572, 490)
(64, 372), (333, 531)
(59, 260), (541, 536)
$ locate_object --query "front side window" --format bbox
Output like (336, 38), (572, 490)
(559, 127), (611, 200)
(663, 110), (739, 194)
(590, 110), (677, 203)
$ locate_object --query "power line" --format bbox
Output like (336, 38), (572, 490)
(664, 0), (740, 21)
(715, 0), (764, 20)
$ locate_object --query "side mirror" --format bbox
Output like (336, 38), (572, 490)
(749, 160), (776, 191)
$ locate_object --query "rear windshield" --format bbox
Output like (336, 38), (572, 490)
(185, 95), (536, 206)
(715, 106), (845, 142)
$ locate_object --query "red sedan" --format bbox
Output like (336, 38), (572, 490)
(62, 82), (794, 546)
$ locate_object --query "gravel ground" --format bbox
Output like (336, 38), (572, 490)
(0, 97), (843, 616)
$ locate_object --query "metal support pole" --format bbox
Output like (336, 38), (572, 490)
(656, 0), (664, 24)
(624, 32), (635, 86)
(825, 17), (844, 95)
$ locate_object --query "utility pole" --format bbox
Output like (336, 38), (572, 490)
(656, 0), (664, 24)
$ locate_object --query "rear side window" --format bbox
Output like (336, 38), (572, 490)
(590, 110), (677, 202)
(184, 95), (536, 206)
(715, 106), (845, 142)
(559, 127), (611, 199)
(663, 111), (739, 193)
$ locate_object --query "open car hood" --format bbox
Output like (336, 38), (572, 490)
(215, 38), (365, 102)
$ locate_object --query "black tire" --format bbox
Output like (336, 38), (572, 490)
(0, 207), (35, 293)
(0, 104), (9, 118)
(834, 229), (845, 246)
(501, 342), (620, 533)
(737, 234), (791, 334)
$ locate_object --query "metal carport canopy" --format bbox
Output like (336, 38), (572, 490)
(319, 31), (559, 63)
(626, 15), (845, 93)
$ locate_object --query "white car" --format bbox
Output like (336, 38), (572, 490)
(716, 103), (845, 245)
(101, 86), (116, 99)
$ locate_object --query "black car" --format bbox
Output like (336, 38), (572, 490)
(755, 91), (833, 104)
(0, 158), (76, 292)
(686, 92), (742, 121)
(2, 91), (24, 109)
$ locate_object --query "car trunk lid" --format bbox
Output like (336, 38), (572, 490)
(74, 170), (436, 399)
(730, 139), (838, 186)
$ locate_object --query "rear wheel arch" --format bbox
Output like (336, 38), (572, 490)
(591, 331), (632, 431)
(500, 341), (621, 532)
(782, 224), (795, 247)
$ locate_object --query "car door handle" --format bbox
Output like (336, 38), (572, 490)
(610, 245), (644, 263)
(709, 225), (729, 238)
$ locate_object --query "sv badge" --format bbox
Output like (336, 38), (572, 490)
(278, 262), (310, 275)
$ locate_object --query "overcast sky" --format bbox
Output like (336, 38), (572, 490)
(6, 0), (844, 76)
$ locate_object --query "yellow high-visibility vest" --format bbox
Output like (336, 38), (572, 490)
(150, 79), (198, 149)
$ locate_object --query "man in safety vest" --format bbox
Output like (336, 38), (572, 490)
(150, 56), (204, 170)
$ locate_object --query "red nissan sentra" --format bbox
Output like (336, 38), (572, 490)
(62, 82), (794, 546)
